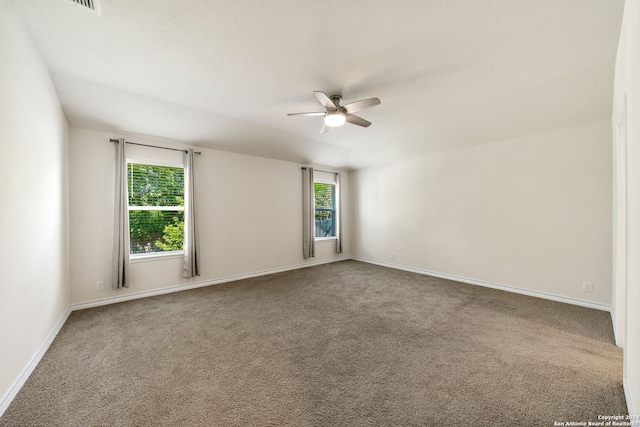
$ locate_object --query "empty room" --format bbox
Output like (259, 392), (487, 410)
(1, 0), (639, 425)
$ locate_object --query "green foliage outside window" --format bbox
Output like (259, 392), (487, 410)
(314, 183), (333, 211)
(155, 218), (184, 251)
(314, 183), (335, 237)
(128, 163), (185, 253)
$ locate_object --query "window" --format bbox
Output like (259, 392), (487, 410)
(127, 162), (185, 255)
(314, 182), (336, 238)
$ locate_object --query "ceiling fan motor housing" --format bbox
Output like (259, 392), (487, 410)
(329, 95), (343, 110)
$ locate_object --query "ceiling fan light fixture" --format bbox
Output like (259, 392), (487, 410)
(324, 111), (346, 127)
(288, 91), (380, 133)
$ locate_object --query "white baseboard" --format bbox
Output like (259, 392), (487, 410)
(71, 256), (350, 311)
(0, 308), (71, 418)
(625, 379), (638, 424)
(352, 257), (611, 312)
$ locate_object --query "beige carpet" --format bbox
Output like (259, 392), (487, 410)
(0, 260), (626, 426)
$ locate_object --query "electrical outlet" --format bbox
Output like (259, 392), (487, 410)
(582, 282), (593, 293)
(391, 253), (395, 260)
(96, 281), (105, 291)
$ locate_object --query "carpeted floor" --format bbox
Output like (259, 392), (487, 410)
(0, 260), (627, 426)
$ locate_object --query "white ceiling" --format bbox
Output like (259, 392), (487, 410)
(10, 0), (624, 170)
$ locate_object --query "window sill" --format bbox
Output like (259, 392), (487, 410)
(315, 237), (337, 242)
(130, 251), (184, 263)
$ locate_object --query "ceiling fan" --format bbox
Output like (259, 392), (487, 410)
(288, 91), (381, 134)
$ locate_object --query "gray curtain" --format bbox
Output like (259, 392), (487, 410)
(302, 167), (315, 258)
(336, 171), (343, 254)
(183, 148), (201, 278)
(112, 138), (130, 289)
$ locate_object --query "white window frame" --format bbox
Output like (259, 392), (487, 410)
(314, 172), (338, 241)
(127, 158), (185, 259)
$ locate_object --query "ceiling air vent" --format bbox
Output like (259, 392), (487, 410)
(64, 0), (101, 15)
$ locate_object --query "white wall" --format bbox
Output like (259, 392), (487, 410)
(0, 0), (69, 410)
(352, 120), (612, 307)
(612, 0), (640, 416)
(69, 127), (349, 305)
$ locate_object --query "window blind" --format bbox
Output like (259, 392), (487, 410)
(127, 163), (185, 254)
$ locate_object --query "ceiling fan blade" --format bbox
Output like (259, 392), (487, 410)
(343, 97), (381, 114)
(287, 112), (325, 117)
(314, 91), (338, 110)
(320, 122), (330, 134)
(345, 114), (371, 127)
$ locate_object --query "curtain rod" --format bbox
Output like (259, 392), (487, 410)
(301, 167), (338, 175)
(110, 138), (201, 155)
